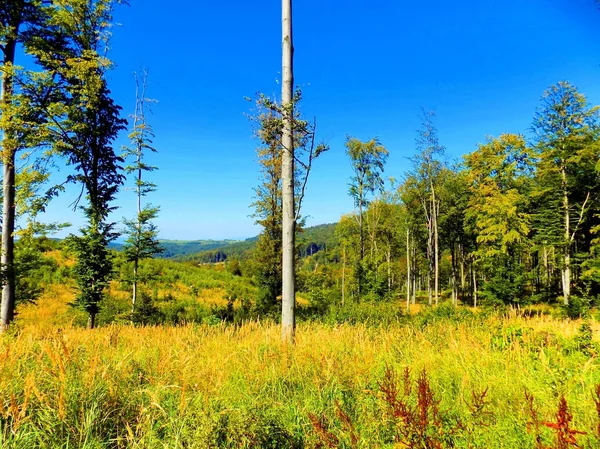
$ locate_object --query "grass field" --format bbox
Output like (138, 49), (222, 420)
(1, 305), (599, 448)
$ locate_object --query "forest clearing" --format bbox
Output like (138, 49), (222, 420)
(2, 300), (600, 448)
(2, 0), (600, 448)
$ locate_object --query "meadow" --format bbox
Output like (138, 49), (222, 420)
(1, 298), (599, 448)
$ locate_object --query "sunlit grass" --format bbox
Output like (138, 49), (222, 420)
(1, 311), (599, 448)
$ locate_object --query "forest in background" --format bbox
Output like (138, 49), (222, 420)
(2, 1), (600, 448)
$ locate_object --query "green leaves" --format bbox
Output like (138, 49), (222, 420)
(346, 137), (388, 211)
(463, 134), (534, 304)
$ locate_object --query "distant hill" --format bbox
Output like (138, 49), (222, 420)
(108, 239), (241, 258)
(158, 239), (241, 258)
(178, 223), (338, 263)
(106, 223), (338, 262)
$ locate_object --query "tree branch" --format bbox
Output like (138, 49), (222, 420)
(570, 191), (591, 243)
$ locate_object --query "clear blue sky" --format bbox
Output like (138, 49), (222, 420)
(42, 0), (600, 240)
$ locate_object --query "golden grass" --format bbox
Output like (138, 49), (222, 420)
(1, 312), (599, 448)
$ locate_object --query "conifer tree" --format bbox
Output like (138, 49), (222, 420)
(48, 0), (126, 328)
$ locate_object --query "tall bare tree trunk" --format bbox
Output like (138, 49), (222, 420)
(451, 243), (457, 306)
(432, 188), (439, 306)
(472, 262), (478, 309)
(459, 244), (465, 301)
(341, 245), (346, 306)
(386, 245), (391, 292)
(560, 167), (570, 306)
(406, 227), (410, 312)
(0, 37), (17, 332)
(281, 0), (296, 343)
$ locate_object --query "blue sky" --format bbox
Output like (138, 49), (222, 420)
(41, 0), (600, 240)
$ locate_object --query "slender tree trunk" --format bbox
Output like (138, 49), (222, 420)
(87, 313), (96, 329)
(386, 245), (391, 292)
(432, 191), (439, 305)
(472, 263), (478, 308)
(0, 37), (17, 332)
(560, 167), (570, 306)
(459, 243), (465, 301)
(451, 243), (457, 306)
(427, 231), (432, 306)
(357, 201), (364, 297)
(132, 163), (142, 314)
(341, 244), (346, 306)
(412, 271), (416, 305)
(542, 244), (549, 301)
(132, 259), (138, 314)
(406, 227), (410, 312)
(281, 0), (296, 343)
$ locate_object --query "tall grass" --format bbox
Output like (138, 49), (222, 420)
(1, 312), (599, 448)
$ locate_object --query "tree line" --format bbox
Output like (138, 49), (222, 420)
(319, 82), (599, 314)
(246, 82), (600, 322)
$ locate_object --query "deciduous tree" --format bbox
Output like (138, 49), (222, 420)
(122, 70), (162, 316)
(346, 137), (388, 297)
(532, 82), (600, 305)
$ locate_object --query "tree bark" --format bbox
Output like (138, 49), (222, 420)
(406, 227), (410, 312)
(560, 166), (570, 306)
(451, 243), (457, 306)
(472, 262), (478, 308)
(432, 189), (439, 306)
(281, 0), (296, 343)
(0, 36), (17, 332)
(341, 244), (346, 306)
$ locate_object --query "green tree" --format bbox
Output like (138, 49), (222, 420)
(532, 82), (600, 305)
(0, 0), (56, 330)
(410, 109), (445, 305)
(50, 0), (126, 328)
(250, 97), (283, 315)
(249, 91), (327, 318)
(122, 70), (162, 316)
(438, 167), (470, 305)
(464, 134), (534, 305)
(346, 136), (388, 297)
